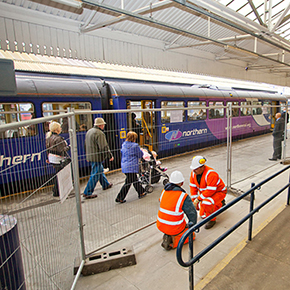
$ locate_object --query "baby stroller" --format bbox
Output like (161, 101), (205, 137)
(139, 148), (169, 193)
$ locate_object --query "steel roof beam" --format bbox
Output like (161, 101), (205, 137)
(270, 2), (290, 33)
(166, 34), (253, 49)
(247, 0), (265, 27)
(82, 0), (290, 68)
(81, 0), (172, 33)
(172, 0), (290, 52)
(172, 0), (290, 53)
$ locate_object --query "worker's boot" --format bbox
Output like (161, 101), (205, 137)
(205, 220), (216, 229)
(161, 234), (173, 250)
(221, 199), (226, 207)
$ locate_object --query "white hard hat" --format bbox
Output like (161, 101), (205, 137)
(169, 171), (185, 184)
(190, 156), (207, 170)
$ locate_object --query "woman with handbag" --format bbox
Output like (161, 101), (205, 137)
(46, 121), (70, 196)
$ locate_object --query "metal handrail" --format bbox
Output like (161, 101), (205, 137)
(176, 164), (290, 289)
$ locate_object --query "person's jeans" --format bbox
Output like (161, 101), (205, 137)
(84, 162), (110, 196)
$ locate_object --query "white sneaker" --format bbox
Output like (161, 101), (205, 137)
(104, 168), (109, 173)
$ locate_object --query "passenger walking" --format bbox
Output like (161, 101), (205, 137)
(269, 112), (285, 161)
(46, 121), (70, 197)
(83, 118), (113, 199)
(115, 131), (147, 203)
(157, 171), (197, 250)
(189, 156), (227, 229)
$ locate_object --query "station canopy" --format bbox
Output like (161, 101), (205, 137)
(1, 0), (290, 75)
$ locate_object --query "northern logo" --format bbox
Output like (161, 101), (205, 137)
(165, 128), (208, 142)
(165, 130), (182, 141)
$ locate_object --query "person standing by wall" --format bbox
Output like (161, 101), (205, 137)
(46, 121), (70, 197)
(83, 118), (114, 199)
(269, 112), (285, 161)
(115, 131), (147, 203)
(157, 171), (197, 250)
(189, 156), (227, 229)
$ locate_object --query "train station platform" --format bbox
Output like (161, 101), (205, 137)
(202, 206), (290, 290)
(75, 132), (290, 290)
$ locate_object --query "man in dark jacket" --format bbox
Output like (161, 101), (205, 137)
(157, 171), (197, 250)
(83, 118), (114, 199)
(269, 112), (285, 161)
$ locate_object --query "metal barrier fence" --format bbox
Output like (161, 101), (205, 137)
(176, 165), (290, 290)
(0, 113), (81, 290)
(0, 105), (287, 289)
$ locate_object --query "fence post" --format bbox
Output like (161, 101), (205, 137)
(287, 171), (290, 205)
(226, 103), (232, 188)
(248, 183), (255, 241)
(188, 222), (194, 290)
(68, 110), (86, 260)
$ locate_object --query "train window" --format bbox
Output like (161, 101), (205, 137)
(252, 101), (262, 115)
(127, 101), (142, 125)
(262, 101), (271, 114)
(226, 101), (239, 117)
(208, 101), (224, 119)
(161, 101), (185, 123)
(0, 103), (36, 138)
(188, 101), (206, 121)
(241, 101), (251, 116)
(42, 102), (92, 133)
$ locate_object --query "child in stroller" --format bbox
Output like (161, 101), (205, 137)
(140, 148), (169, 193)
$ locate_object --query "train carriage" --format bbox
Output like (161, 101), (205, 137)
(0, 72), (103, 195)
(106, 81), (285, 157)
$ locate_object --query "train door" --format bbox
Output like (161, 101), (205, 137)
(141, 100), (156, 152)
(271, 101), (280, 129)
(126, 100), (156, 151)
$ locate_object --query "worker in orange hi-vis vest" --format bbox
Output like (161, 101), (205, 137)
(189, 156), (227, 230)
(157, 171), (197, 250)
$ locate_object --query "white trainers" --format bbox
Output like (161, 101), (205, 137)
(104, 168), (109, 173)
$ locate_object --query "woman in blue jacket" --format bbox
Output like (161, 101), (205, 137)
(116, 131), (147, 203)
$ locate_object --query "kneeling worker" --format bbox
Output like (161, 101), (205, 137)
(157, 171), (197, 250)
(189, 156), (227, 229)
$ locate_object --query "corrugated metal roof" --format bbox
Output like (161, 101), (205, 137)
(1, 0), (290, 74)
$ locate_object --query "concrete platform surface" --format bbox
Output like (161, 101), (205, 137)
(202, 206), (290, 290)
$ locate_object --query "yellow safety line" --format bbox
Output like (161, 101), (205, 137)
(195, 203), (287, 290)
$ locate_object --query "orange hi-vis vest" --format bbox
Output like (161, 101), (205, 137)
(189, 165), (227, 204)
(157, 189), (188, 236)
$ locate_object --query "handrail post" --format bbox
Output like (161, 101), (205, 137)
(188, 222), (194, 290)
(287, 172), (290, 205)
(226, 103), (232, 188)
(248, 183), (255, 241)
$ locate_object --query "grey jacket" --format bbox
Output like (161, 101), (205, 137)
(85, 126), (113, 162)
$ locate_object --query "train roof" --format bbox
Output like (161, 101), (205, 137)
(15, 75), (102, 98)
(108, 81), (287, 101)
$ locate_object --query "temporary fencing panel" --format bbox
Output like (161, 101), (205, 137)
(0, 114), (81, 290)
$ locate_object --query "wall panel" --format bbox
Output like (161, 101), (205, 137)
(0, 15), (287, 87)
(4, 18), (15, 51)
(20, 22), (30, 53)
